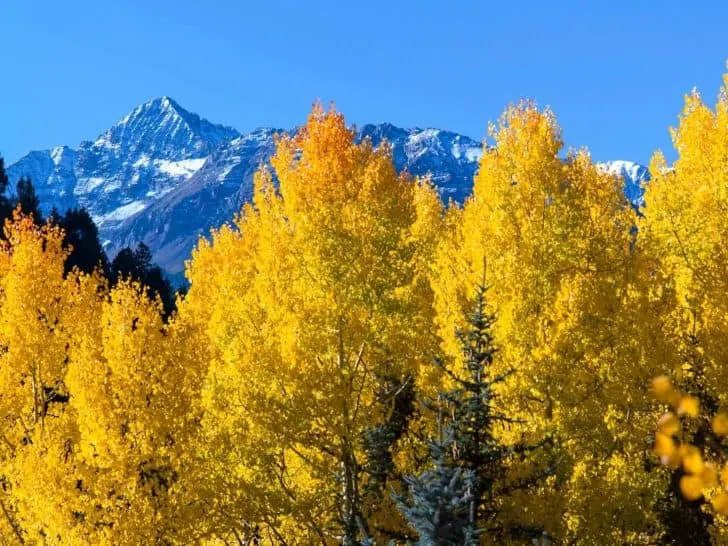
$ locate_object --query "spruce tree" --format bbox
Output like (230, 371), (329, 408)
(133, 242), (153, 272)
(398, 285), (547, 544)
(0, 156), (14, 223)
(111, 243), (176, 318)
(110, 246), (138, 284)
(396, 430), (476, 545)
(0, 155), (8, 195)
(364, 377), (416, 497)
(444, 284), (506, 535)
(362, 377), (416, 541)
(143, 264), (175, 317)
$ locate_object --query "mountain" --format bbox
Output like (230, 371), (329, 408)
(107, 127), (282, 278)
(107, 123), (484, 279)
(7, 97), (239, 229)
(597, 160), (651, 207)
(6, 98), (647, 282)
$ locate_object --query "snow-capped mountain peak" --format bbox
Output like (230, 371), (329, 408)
(92, 96), (239, 160)
(6, 98), (648, 283)
(8, 98), (242, 230)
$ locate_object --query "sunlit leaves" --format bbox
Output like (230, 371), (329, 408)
(430, 101), (656, 543)
(180, 104), (442, 542)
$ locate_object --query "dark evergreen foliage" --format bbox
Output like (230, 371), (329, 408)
(361, 377), (417, 541)
(134, 242), (153, 273)
(58, 208), (109, 276)
(397, 285), (549, 544)
(15, 176), (41, 223)
(658, 469), (714, 546)
(143, 265), (175, 317)
(364, 377), (416, 496)
(111, 243), (176, 317)
(0, 156), (9, 196)
(440, 285), (509, 533)
(396, 431), (477, 546)
(0, 157), (14, 224)
(110, 247), (138, 283)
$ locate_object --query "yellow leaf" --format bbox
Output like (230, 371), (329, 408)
(654, 433), (676, 457)
(662, 451), (683, 470)
(682, 445), (704, 475)
(680, 475), (705, 501)
(712, 413), (728, 436)
(678, 395), (700, 418)
(652, 375), (674, 403)
(713, 492), (728, 515)
(657, 412), (680, 436)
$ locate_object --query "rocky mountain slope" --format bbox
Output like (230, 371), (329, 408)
(7, 98), (648, 280)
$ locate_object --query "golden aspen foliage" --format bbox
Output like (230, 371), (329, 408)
(61, 281), (202, 544)
(0, 211), (202, 544)
(641, 77), (728, 401)
(641, 77), (728, 392)
(431, 103), (666, 542)
(180, 104), (443, 543)
(0, 211), (91, 544)
(643, 75), (728, 541)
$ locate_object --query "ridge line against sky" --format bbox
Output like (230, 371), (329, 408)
(2, 0), (728, 165)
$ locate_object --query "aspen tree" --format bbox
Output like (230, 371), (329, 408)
(431, 103), (665, 542)
(181, 105), (442, 543)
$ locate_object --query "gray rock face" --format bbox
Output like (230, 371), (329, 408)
(7, 97), (647, 282)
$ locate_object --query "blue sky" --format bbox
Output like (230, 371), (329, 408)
(1, 1), (727, 165)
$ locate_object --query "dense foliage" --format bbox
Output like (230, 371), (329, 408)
(3, 73), (728, 544)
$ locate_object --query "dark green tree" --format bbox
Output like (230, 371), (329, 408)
(48, 206), (61, 223)
(398, 285), (548, 545)
(443, 285), (506, 534)
(0, 156), (9, 195)
(15, 176), (41, 223)
(133, 242), (153, 273)
(58, 208), (109, 276)
(361, 376), (416, 541)
(110, 247), (139, 283)
(0, 156), (14, 222)
(364, 378), (415, 495)
(142, 264), (175, 317)
(111, 242), (175, 318)
(396, 430), (477, 546)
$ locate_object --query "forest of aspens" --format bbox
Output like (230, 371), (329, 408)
(6, 73), (728, 546)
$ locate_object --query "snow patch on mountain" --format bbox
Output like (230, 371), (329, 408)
(101, 201), (148, 223)
(8, 97), (238, 233)
(155, 158), (207, 178)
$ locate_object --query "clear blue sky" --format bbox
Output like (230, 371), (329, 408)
(2, 1), (727, 165)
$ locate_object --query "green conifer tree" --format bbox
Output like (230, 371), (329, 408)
(396, 430), (477, 545)
(15, 176), (41, 223)
(399, 285), (548, 544)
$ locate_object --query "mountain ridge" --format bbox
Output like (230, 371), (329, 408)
(6, 97), (649, 280)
